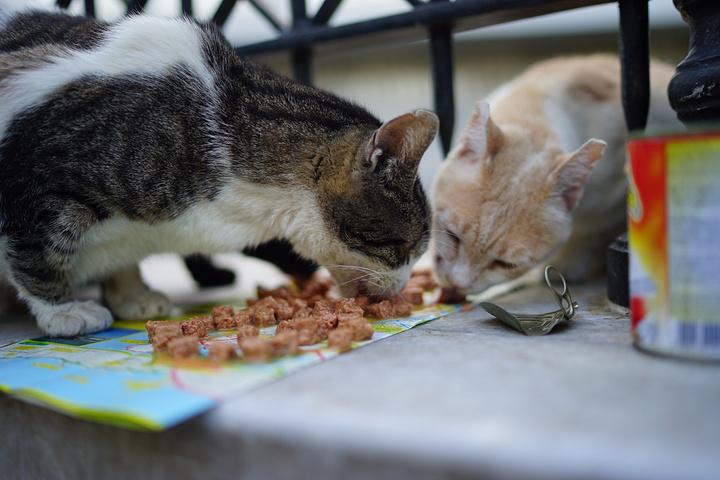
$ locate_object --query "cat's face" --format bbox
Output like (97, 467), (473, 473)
(430, 102), (604, 296)
(312, 110), (438, 298)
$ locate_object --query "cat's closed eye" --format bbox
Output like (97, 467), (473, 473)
(444, 230), (461, 251)
(489, 259), (518, 270)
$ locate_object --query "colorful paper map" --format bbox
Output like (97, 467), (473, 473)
(0, 301), (460, 431)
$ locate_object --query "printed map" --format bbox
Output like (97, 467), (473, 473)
(0, 301), (459, 431)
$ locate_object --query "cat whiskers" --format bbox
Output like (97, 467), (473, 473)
(509, 242), (537, 269)
(323, 264), (386, 290)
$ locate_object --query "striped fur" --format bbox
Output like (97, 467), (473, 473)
(0, 9), (438, 336)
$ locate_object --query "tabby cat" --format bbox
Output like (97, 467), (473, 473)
(0, 7), (438, 336)
(431, 54), (678, 298)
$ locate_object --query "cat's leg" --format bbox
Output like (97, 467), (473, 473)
(25, 296), (114, 337)
(0, 277), (26, 312)
(103, 264), (171, 320)
(6, 246), (114, 337)
(184, 254), (236, 288)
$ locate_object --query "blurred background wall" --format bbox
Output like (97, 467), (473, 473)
(243, 1), (688, 188)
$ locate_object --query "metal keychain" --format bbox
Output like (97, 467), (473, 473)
(478, 265), (578, 335)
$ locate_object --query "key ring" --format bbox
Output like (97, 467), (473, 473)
(544, 265), (576, 319)
(478, 265), (578, 335)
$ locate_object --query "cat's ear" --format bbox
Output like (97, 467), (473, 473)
(458, 101), (503, 159)
(366, 109), (439, 186)
(550, 139), (606, 211)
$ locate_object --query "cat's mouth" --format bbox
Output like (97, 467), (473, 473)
(327, 264), (411, 299)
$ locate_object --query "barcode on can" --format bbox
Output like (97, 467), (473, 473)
(678, 322), (720, 347)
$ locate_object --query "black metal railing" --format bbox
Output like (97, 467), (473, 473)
(55, 0), (642, 156)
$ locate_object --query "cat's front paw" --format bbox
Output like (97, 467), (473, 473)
(35, 300), (114, 337)
(105, 290), (171, 321)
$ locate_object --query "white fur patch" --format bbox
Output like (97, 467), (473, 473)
(0, 15), (214, 141)
(69, 181), (327, 285)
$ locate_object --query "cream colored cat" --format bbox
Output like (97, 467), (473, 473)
(431, 54), (679, 298)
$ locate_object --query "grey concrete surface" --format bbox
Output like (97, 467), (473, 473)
(2, 259), (720, 480)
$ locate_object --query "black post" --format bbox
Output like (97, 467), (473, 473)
(427, 0), (455, 156)
(618, 0), (650, 132)
(607, 0), (650, 308)
(429, 21), (455, 156)
(291, 0), (312, 85)
(84, 0), (95, 18)
(181, 0), (193, 17)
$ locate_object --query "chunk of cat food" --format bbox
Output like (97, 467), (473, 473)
(198, 315), (215, 332)
(294, 315), (319, 331)
(166, 335), (200, 359)
(297, 329), (319, 346)
(249, 295), (279, 311)
(335, 297), (365, 319)
(353, 295), (371, 309)
(208, 342), (238, 363)
(274, 298), (295, 322)
(234, 309), (253, 327)
(180, 317), (208, 338)
(365, 300), (395, 319)
(342, 317), (374, 341)
(252, 306), (277, 327)
(304, 294), (324, 308)
(239, 337), (275, 362)
(312, 301), (338, 340)
(212, 304), (234, 319)
(212, 305), (236, 329)
(292, 307), (313, 321)
(298, 278), (332, 299)
(327, 328), (354, 352)
(400, 286), (424, 305)
(257, 286), (294, 300)
(391, 298), (413, 317)
(236, 324), (260, 343)
(275, 320), (294, 333)
(288, 297), (309, 312)
(270, 330), (300, 356)
(145, 320), (179, 342)
(316, 320), (338, 341)
(151, 325), (183, 351)
(311, 299), (335, 319)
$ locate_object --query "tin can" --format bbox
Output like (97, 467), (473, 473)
(627, 128), (720, 360)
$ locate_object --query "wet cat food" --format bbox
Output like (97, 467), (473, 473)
(327, 328), (354, 352)
(208, 342), (238, 363)
(151, 324), (183, 351)
(146, 268), (441, 362)
(180, 317), (208, 338)
(145, 320), (179, 342)
(236, 324), (260, 342)
(238, 337), (275, 363)
(166, 335), (200, 359)
(212, 305), (237, 330)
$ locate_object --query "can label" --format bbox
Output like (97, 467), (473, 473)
(628, 131), (720, 360)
